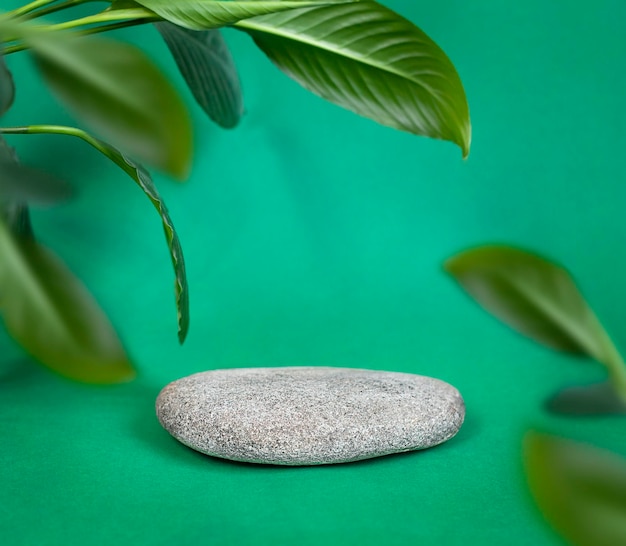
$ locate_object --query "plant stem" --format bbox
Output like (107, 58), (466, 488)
(20, 0), (96, 20)
(73, 18), (153, 38)
(604, 342), (626, 400)
(1, 124), (94, 141)
(3, 0), (59, 19)
(43, 8), (159, 32)
(1, 7), (159, 55)
(2, 43), (28, 55)
(0, 124), (124, 168)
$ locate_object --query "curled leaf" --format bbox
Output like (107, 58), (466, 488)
(69, 133), (189, 343)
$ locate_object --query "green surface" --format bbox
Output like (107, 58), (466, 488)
(1, 1), (626, 544)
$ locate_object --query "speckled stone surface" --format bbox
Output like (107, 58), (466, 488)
(156, 367), (465, 465)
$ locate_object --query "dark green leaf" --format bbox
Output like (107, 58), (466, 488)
(237, 1), (471, 156)
(545, 382), (626, 416)
(29, 33), (192, 179)
(0, 137), (72, 206)
(72, 134), (189, 343)
(445, 245), (614, 363)
(131, 0), (341, 30)
(156, 23), (243, 128)
(524, 432), (626, 546)
(0, 217), (134, 383)
(0, 54), (14, 117)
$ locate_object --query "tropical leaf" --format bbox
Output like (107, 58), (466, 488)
(130, 0), (342, 30)
(0, 216), (134, 383)
(0, 136), (71, 206)
(524, 432), (626, 546)
(156, 23), (243, 128)
(28, 33), (192, 179)
(236, 1), (470, 155)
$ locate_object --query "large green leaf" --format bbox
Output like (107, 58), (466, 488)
(0, 217), (134, 383)
(236, 1), (470, 156)
(156, 23), (243, 128)
(524, 432), (626, 546)
(131, 0), (343, 30)
(0, 54), (14, 117)
(0, 137), (71, 206)
(29, 33), (192, 179)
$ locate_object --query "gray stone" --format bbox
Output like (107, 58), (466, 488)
(155, 367), (465, 465)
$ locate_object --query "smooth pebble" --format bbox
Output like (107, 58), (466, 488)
(156, 367), (465, 465)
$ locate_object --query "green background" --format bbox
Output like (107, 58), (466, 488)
(2, 1), (625, 544)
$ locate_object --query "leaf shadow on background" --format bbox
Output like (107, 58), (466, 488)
(0, 357), (42, 385)
(545, 382), (626, 416)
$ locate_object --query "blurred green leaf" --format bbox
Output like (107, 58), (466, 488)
(0, 136), (72, 206)
(545, 382), (626, 416)
(237, 1), (471, 156)
(156, 23), (243, 128)
(29, 33), (192, 179)
(130, 0), (345, 30)
(445, 245), (617, 364)
(0, 217), (134, 383)
(0, 54), (14, 117)
(524, 432), (626, 546)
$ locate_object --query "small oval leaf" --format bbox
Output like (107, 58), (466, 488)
(545, 382), (626, 416)
(131, 0), (341, 30)
(156, 24), (243, 128)
(237, 2), (471, 156)
(0, 218), (134, 383)
(29, 33), (192, 179)
(445, 245), (610, 361)
(524, 432), (626, 546)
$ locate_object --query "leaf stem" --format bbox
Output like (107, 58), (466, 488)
(598, 329), (626, 401)
(1, 124), (110, 155)
(2, 42), (27, 55)
(19, 0), (97, 21)
(3, 0), (59, 19)
(73, 18), (154, 38)
(43, 8), (159, 32)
